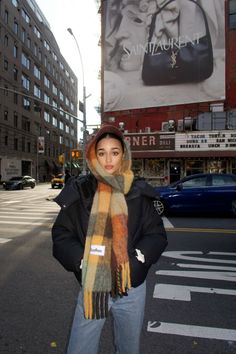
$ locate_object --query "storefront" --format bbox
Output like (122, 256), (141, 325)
(124, 131), (236, 185)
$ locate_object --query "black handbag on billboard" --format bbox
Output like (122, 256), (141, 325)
(142, 0), (213, 86)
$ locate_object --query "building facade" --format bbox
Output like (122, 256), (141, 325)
(101, 0), (236, 185)
(0, 0), (78, 182)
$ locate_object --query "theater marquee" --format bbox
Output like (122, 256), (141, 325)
(124, 133), (175, 151)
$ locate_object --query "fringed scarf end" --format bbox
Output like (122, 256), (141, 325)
(83, 290), (109, 320)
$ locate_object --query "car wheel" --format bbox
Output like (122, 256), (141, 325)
(18, 184), (23, 190)
(232, 201), (236, 216)
(153, 199), (165, 216)
(31, 184), (35, 188)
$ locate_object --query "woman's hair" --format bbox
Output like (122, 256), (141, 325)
(95, 133), (125, 152)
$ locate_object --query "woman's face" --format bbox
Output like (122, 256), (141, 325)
(96, 137), (124, 175)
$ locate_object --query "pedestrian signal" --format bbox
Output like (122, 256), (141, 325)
(71, 150), (79, 158)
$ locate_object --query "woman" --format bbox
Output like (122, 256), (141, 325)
(52, 124), (167, 354)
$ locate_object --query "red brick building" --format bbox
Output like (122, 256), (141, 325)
(101, 0), (236, 184)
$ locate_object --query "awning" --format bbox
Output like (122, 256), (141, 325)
(64, 162), (80, 169)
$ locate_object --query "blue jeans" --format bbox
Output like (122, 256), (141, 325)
(67, 281), (146, 354)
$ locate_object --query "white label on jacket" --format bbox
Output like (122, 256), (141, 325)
(90, 245), (105, 256)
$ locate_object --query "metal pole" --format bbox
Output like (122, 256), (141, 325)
(82, 85), (87, 175)
(67, 28), (87, 175)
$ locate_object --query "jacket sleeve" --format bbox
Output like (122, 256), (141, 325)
(133, 195), (167, 267)
(51, 206), (84, 275)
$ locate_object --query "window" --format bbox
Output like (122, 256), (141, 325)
(59, 135), (64, 144)
(229, 0), (236, 28)
(65, 97), (69, 106)
(12, 0), (19, 7)
(34, 65), (41, 79)
(14, 93), (18, 104)
(65, 125), (69, 133)
(27, 36), (31, 49)
(4, 58), (8, 70)
(52, 116), (58, 127)
(34, 84), (41, 98)
(4, 10), (8, 24)
(22, 28), (26, 42)
(186, 160), (204, 176)
(182, 176), (207, 188)
(52, 100), (58, 111)
(44, 75), (50, 88)
(22, 117), (30, 131)
(21, 9), (30, 24)
(14, 112), (18, 128)
(13, 45), (18, 58)
(21, 52), (30, 69)
(23, 97), (30, 110)
(52, 52), (58, 61)
(52, 84), (58, 95)
(13, 65), (18, 80)
(44, 111), (50, 123)
(59, 121), (64, 130)
(44, 93), (50, 104)
(33, 26), (41, 38)
(4, 35), (8, 46)
(14, 20), (18, 35)
(4, 110), (8, 121)
(59, 91), (64, 101)
(38, 49), (42, 61)
(5, 136), (8, 146)
(43, 40), (50, 51)
(34, 43), (38, 56)
(22, 74), (30, 90)
(27, 142), (31, 153)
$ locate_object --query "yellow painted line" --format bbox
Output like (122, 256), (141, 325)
(165, 227), (236, 234)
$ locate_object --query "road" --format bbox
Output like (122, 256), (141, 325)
(0, 184), (236, 353)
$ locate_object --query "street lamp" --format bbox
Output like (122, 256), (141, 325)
(67, 28), (87, 175)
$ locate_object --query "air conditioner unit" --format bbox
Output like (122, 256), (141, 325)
(161, 122), (169, 131)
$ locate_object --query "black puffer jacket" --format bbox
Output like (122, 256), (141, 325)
(52, 174), (167, 287)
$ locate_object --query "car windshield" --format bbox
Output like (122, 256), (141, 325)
(9, 176), (22, 181)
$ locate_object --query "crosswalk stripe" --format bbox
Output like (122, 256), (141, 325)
(0, 238), (12, 243)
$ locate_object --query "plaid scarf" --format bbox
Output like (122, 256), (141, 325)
(82, 133), (134, 319)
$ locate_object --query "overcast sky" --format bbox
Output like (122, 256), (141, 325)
(36, 0), (101, 134)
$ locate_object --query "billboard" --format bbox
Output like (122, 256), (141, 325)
(103, 0), (225, 112)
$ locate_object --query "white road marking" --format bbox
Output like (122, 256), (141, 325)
(176, 263), (236, 271)
(156, 270), (236, 282)
(147, 322), (236, 341)
(0, 215), (53, 220)
(153, 284), (236, 301)
(0, 221), (53, 226)
(162, 216), (174, 228)
(162, 251), (236, 264)
(0, 238), (12, 243)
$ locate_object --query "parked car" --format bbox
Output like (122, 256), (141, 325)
(3, 176), (36, 190)
(154, 173), (236, 216)
(51, 174), (64, 189)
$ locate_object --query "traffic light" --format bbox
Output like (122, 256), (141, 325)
(71, 149), (79, 158)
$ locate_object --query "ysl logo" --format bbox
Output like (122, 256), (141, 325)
(170, 50), (178, 68)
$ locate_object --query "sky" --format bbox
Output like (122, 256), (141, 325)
(36, 0), (101, 136)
